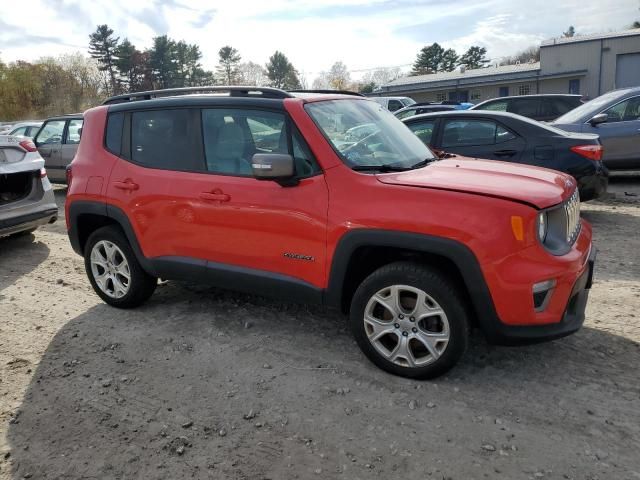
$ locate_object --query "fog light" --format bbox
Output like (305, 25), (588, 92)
(532, 279), (556, 312)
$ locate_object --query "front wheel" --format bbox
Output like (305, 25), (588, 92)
(84, 226), (157, 308)
(349, 262), (469, 379)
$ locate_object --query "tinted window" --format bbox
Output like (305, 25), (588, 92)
(395, 109), (416, 120)
(442, 119), (512, 147)
(603, 96), (640, 123)
(509, 98), (539, 118)
(202, 109), (319, 177)
(388, 100), (404, 112)
(407, 120), (435, 145)
(131, 109), (203, 170)
(105, 112), (124, 155)
(35, 120), (65, 145)
(482, 100), (508, 112)
(66, 119), (83, 144)
(542, 98), (574, 118)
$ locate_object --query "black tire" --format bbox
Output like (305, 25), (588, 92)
(84, 225), (157, 308)
(349, 261), (469, 379)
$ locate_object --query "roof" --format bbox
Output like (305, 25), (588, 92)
(386, 62), (541, 88)
(541, 29), (640, 47)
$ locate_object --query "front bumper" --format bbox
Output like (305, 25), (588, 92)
(483, 247), (595, 345)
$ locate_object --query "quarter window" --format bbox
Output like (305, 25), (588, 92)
(442, 119), (515, 147)
(105, 113), (124, 155)
(35, 120), (65, 145)
(131, 109), (204, 171)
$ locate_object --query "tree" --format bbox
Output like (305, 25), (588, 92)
(238, 62), (268, 86)
(411, 43), (445, 75)
(266, 51), (300, 89)
(216, 46), (241, 85)
(440, 49), (459, 72)
(563, 26), (576, 37)
(149, 35), (178, 89)
(504, 46), (540, 65)
(359, 81), (376, 94)
(361, 67), (402, 89)
(327, 61), (350, 90)
(459, 46), (489, 69)
(88, 24), (119, 94)
(115, 39), (143, 91)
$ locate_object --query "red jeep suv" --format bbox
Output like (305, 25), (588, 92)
(66, 87), (595, 379)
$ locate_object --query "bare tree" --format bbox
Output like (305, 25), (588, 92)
(238, 61), (268, 86)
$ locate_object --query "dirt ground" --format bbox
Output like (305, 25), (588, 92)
(1, 177), (639, 480)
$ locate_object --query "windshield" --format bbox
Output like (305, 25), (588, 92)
(305, 99), (435, 169)
(554, 90), (623, 124)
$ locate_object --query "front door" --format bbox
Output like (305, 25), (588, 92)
(34, 119), (65, 181)
(436, 117), (525, 162)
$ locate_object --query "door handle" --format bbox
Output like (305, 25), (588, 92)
(113, 180), (139, 191)
(200, 191), (230, 202)
(493, 149), (517, 158)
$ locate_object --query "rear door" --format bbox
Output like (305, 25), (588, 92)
(436, 117), (526, 162)
(585, 95), (640, 168)
(34, 119), (65, 181)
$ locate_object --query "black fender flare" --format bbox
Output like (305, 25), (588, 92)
(324, 229), (501, 332)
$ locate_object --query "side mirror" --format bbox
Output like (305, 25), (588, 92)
(588, 113), (608, 126)
(251, 153), (294, 180)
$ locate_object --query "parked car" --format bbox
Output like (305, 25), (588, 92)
(0, 135), (58, 238)
(7, 121), (43, 140)
(33, 114), (83, 183)
(0, 123), (14, 135)
(66, 86), (594, 379)
(402, 110), (608, 201)
(470, 94), (583, 122)
(551, 87), (640, 170)
(395, 104), (457, 120)
(370, 96), (416, 112)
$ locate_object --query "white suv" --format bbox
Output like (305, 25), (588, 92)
(370, 96), (416, 112)
(0, 135), (58, 237)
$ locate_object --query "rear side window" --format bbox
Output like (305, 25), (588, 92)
(105, 112), (124, 155)
(442, 119), (515, 147)
(131, 109), (204, 171)
(509, 99), (539, 118)
(482, 100), (508, 112)
(66, 119), (83, 144)
(407, 120), (435, 145)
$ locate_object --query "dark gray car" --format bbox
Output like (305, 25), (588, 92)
(552, 87), (640, 170)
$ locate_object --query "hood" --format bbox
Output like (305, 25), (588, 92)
(376, 157), (575, 209)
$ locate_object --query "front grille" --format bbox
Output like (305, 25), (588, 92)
(564, 189), (581, 244)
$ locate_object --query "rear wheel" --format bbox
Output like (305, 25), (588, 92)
(84, 226), (157, 308)
(349, 262), (469, 379)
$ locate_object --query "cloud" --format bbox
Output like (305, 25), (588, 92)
(192, 9), (217, 28)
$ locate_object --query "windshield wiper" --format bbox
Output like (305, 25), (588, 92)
(352, 164), (411, 172)
(408, 158), (435, 169)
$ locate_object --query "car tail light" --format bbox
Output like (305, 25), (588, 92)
(66, 165), (73, 188)
(570, 145), (603, 161)
(40, 168), (47, 178)
(19, 140), (38, 152)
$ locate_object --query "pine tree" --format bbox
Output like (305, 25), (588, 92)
(216, 46), (241, 85)
(88, 24), (119, 94)
(459, 46), (490, 69)
(266, 51), (299, 89)
(411, 43), (445, 75)
(149, 35), (178, 89)
(440, 49), (459, 72)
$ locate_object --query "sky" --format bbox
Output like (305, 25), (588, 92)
(1, 0), (638, 83)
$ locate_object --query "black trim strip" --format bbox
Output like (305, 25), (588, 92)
(0, 208), (57, 229)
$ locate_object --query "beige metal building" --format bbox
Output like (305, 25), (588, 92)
(373, 29), (640, 103)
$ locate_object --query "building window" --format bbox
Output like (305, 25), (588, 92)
(436, 92), (447, 102)
(517, 84), (532, 96)
(569, 79), (580, 94)
(470, 90), (481, 101)
(499, 86), (509, 97)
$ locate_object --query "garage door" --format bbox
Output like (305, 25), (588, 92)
(616, 53), (640, 89)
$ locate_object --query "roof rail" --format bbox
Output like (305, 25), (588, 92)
(288, 89), (365, 97)
(102, 86), (293, 105)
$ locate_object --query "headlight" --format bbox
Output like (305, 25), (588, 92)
(537, 212), (547, 242)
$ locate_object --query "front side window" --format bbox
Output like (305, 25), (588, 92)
(387, 100), (404, 112)
(202, 108), (319, 177)
(35, 120), (65, 145)
(66, 119), (83, 144)
(603, 97), (640, 123)
(442, 119), (513, 147)
(131, 109), (203, 171)
(305, 99), (435, 169)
